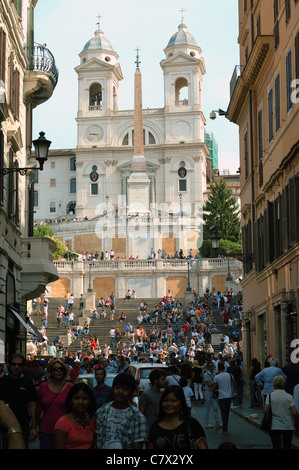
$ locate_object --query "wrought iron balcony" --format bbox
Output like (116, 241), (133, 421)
(25, 43), (59, 86)
(23, 43), (59, 107)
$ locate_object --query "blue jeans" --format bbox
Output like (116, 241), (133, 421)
(204, 390), (220, 426)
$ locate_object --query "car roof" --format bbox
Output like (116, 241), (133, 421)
(128, 363), (168, 368)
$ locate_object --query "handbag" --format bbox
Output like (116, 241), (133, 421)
(230, 374), (238, 400)
(260, 394), (272, 432)
(186, 420), (198, 449)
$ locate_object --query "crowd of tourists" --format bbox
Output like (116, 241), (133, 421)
(1, 346), (299, 450)
(1, 286), (298, 450)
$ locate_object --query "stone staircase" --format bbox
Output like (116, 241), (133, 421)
(30, 296), (185, 356)
(30, 293), (242, 358)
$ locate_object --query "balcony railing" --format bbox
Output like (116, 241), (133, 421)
(25, 43), (59, 86)
(53, 258), (243, 272)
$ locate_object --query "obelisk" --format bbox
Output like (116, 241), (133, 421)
(127, 49), (150, 215)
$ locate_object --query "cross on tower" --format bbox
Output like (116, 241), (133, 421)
(96, 13), (102, 27)
(135, 47), (141, 69)
(180, 8), (186, 22)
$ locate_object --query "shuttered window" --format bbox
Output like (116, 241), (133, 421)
(0, 28), (6, 84)
(244, 130), (249, 179)
(258, 109), (263, 187)
(7, 148), (14, 220)
(288, 176), (298, 247)
(274, 0), (279, 49)
(275, 73), (281, 132)
(268, 88), (274, 144)
(286, 49), (293, 113)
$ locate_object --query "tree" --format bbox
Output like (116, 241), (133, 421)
(203, 179), (241, 243)
(33, 224), (54, 238)
(33, 224), (75, 260)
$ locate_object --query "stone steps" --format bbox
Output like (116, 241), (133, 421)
(30, 294), (242, 358)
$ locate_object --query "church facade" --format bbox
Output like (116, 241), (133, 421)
(34, 19), (213, 260)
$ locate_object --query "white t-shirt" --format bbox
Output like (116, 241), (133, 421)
(183, 386), (194, 408)
(214, 372), (232, 399)
(265, 389), (295, 430)
(102, 406), (130, 449)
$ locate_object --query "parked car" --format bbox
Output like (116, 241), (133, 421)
(124, 363), (168, 394)
(75, 373), (117, 389)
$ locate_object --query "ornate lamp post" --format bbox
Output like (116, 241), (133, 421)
(210, 232), (221, 257)
(0, 131), (51, 175)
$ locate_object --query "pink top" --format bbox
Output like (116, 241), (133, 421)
(54, 415), (95, 449)
(38, 381), (73, 435)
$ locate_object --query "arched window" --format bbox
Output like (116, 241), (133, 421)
(70, 156), (76, 171)
(67, 201), (76, 215)
(50, 201), (56, 213)
(33, 190), (38, 207)
(175, 77), (189, 106)
(70, 178), (76, 194)
(122, 129), (156, 146)
(89, 83), (102, 110)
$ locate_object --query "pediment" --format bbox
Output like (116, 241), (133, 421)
(75, 58), (123, 80)
(75, 57), (115, 71)
(161, 51), (200, 66)
(118, 160), (160, 171)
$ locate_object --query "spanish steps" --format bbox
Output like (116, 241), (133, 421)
(30, 293), (242, 358)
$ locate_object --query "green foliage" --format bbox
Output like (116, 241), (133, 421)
(34, 224), (75, 260)
(33, 224), (54, 238)
(203, 179), (241, 243)
(199, 239), (242, 258)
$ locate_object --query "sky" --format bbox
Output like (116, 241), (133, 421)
(32, 0), (240, 173)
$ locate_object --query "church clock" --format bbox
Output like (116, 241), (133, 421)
(86, 125), (104, 142)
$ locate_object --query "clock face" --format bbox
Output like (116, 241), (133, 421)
(178, 167), (187, 178)
(86, 126), (103, 142)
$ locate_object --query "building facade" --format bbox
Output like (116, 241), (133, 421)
(0, 0), (59, 359)
(33, 19), (214, 260)
(226, 0), (299, 372)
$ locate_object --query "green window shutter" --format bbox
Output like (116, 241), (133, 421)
(264, 207), (270, 266)
(288, 177), (297, 246)
(282, 187), (289, 252)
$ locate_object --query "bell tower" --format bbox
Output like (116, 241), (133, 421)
(75, 19), (123, 148)
(160, 18), (206, 143)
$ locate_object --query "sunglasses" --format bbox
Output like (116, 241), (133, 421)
(53, 367), (64, 372)
(10, 362), (23, 367)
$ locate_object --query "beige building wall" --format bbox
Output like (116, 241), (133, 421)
(227, 0), (299, 374)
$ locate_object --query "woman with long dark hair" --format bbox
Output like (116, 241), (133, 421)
(148, 385), (208, 450)
(54, 382), (96, 449)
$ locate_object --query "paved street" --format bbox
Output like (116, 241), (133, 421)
(191, 395), (299, 450)
(28, 393), (299, 450)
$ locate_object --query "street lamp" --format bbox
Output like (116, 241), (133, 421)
(210, 108), (227, 120)
(226, 246), (233, 281)
(0, 131), (51, 176)
(210, 232), (221, 257)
